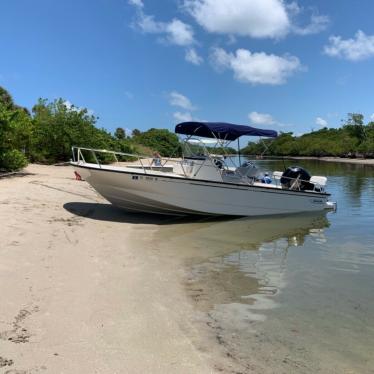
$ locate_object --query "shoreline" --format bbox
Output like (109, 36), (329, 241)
(284, 156), (374, 165)
(250, 155), (374, 165)
(0, 164), (227, 373)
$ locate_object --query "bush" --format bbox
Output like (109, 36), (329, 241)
(133, 128), (181, 156)
(0, 149), (28, 171)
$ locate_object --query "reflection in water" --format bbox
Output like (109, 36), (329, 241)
(152, 212), (335, 373)
(152, 160), (374, 373)
(181, 213), (328, 321)
(154, 212), (329, 259)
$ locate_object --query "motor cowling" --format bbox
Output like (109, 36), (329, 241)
(280, 166), (314, 191)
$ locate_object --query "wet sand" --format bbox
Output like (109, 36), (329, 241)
(0, 164), (232, 373)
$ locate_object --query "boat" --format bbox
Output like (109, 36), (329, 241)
(70, 121), (336, 216)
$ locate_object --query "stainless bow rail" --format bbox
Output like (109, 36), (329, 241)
(72, 146), (183, 175)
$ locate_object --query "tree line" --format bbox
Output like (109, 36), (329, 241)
(1, 85), (373, 172)
(0, 86), (180, 171)
(241, 113), (374, 158)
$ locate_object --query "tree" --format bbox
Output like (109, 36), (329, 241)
(0, 87), (31, 170)
(0, 86), (14, 108)
(31, 98), (115, 163)
(240, 118), (374, 158)
(348, 113), (364, 126)
(343, 113), (366, 143)
(132, 129), (141, 137)
(114, 127), (126, 139)
(134, 128), (181, 156)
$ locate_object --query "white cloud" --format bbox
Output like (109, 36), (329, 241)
(129, 2), (198, 63)
(128, 0), (143, 8)
(315, 117), (328, 127)
(286, 2), (329, 35)
(211, 47), (302, 85)
(129, 2), (195, 46)
(324, 30), (374, 61)
(184, 0), (290, 39)
(293, 14), (329, 36)
(136, 13), (163, 33)
(184, 0), (328, 39)
(286, 1), (301, 16)
(185, 47), (203, 65)
(370, 113), (374, 121)
(169, 91), (198, 122)
(248, 111), (289, 128)
(169, 91), (196, 111)
(173, 111), (193, 123)
(249, 111), (276, 125)
(165, 19), (195, 46)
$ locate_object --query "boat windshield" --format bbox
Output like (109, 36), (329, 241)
(182, 138), (218, 159)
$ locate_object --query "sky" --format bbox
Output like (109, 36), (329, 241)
(1, 0), (374, 138)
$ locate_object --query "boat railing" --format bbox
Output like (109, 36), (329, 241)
(71, 146), (182, 175)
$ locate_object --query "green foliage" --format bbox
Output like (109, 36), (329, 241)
(132, 129), (141, 137)
(0, 86), (14, 108)
(242, 114), (374, 158)
(1, 86), (182, 169)
(343, 113), (366, 143)
(31, 98), (104, 162)
(133, 128), (181, 156)
(206, 146), (237, 155)
(114, 127), (126, 139)
(0, 87), (32, 171)
(0, 149), (28, 171)
(0, 90), (139, 168)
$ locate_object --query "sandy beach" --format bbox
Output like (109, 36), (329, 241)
(0, 164), (234, 374)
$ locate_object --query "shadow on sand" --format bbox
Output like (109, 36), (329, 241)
(0, 171), (35, 179)
(63, 201), (228, 225)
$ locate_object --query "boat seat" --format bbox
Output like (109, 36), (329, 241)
(310, 176), (327, 188)
(272, 171), (283, 180)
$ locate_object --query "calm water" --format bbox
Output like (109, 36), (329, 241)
(153, 160), (374, 373)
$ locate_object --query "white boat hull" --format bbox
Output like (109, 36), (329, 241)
(72, 163), (331, 216)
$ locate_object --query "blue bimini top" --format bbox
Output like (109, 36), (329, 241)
(175, 121), (277, 141)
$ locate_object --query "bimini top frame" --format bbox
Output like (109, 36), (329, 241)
(175, 121), (278, 141)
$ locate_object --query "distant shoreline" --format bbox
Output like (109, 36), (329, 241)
(244, 155), (374, 166)
(284, 156), (374, 166)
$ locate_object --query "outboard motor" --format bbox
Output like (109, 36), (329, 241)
(280, 166), (314, 191)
